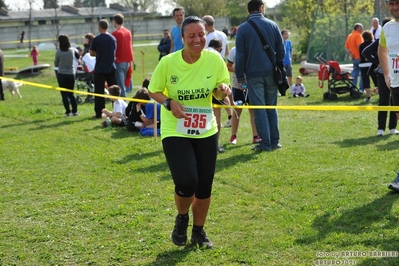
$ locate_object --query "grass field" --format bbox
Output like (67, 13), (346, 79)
(1, 44), (399, 266)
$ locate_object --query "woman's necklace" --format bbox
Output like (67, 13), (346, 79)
(187, 51), (193, 64)
(184, 49), (209, 92)
(186, 50), (198, 64)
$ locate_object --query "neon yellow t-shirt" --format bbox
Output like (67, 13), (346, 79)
(148, 49), (230, 139)
(380, 20), (399, 87)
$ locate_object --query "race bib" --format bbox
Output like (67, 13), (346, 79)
(176, 106), (213, 136)
(389, 54), (399, 74)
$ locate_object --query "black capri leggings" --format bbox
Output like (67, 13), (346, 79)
(162, 134), (218, 199)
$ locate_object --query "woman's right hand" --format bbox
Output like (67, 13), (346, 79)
(170, 100), (187, 119)
(385, 75), (391, 90)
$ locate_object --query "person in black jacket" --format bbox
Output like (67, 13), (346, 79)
(362, 17), (398, 136)
(157, 29), (171, 61)
(359, 30), (378, 102)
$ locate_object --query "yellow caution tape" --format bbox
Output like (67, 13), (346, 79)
(1, 76), (151, 104)
(213, 104), (399, 111)
(2, 76), (398, 111)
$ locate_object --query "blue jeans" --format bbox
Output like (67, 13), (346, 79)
(247, 75), (280, 151)
(115, 62), (129, 97)
(352, 59), (364, 91)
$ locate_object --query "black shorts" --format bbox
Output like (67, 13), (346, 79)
(212, 96), (226, 105)
(120, 115), (127, 126)
(113, 115), (127, 127)
(232, 87), (250, 104)
(126, 121), (140, 131)
(162, 134), (218, 199)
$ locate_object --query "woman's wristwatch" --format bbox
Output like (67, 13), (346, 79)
(163, 98), (172, 111)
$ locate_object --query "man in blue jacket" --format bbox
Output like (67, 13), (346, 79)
(235, 0), (285, 152)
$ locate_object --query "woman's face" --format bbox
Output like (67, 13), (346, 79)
(182, 22), (206, 55)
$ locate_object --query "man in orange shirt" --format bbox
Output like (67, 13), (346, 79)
(112, 13), (134, 97)
(345, 23), (364, 92)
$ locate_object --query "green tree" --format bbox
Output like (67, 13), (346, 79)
(278, 0), (375, 61)
(173, 0), (228, 17)
(0, 0), (8, 9)
(226, 0), (248, 26)
(74, 0), (83, 7)
(137, 0), (158, 13)
(82, 0), (106, 7)
(278, 0), (318, 61)
(44, 0), (59, 9)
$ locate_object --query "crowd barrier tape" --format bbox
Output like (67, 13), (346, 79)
(1, 76), (152, 104)
(2, 76), (399, 111)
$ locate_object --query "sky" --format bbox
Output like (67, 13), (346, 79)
(5, 0), (281, 14)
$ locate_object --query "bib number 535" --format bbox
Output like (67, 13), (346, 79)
(183, 113), (207, 129)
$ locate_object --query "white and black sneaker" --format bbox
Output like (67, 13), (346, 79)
(191, 227), (213, 249)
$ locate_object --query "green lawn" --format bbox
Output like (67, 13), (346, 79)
(0, 45), (398, 265)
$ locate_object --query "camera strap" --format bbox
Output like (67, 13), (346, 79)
(247, 20), (276, 66)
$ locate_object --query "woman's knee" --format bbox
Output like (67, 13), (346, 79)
(173, 166), (198, 198)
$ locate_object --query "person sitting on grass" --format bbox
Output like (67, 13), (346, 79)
(141, 98), (161, 129)
(137, 97), (161, 136)
(291, 76), (309, 98)
(125, 88), (151, 132)
(129, 86), (161, 136)
(101, 85), (127, 127)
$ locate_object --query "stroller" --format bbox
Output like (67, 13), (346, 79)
(75, 68), (95, 104)
(76, 62), (111, 104)
(315, 53), (361, 100)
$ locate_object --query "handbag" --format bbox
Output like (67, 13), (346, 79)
(247, 20), (289, 96)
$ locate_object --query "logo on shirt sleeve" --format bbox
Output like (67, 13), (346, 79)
(170, 75), (179, 84)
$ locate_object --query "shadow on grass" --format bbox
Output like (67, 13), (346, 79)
(0, 120), (46, 129)
(110, 128), (141, 139)
(296, 193), (399, 249)
(332, 134), (399, 150)
(375, 138), (399, 151)
(217, 144), (274, 167)
(145, 245), (203, 266)
(113, 151), (170, 180)
(29, 119), (87, 130)
(306, 93), (364, 105)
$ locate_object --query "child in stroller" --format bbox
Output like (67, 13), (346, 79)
(75, 50), (110, 104)
(75, 48), (95, 104)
